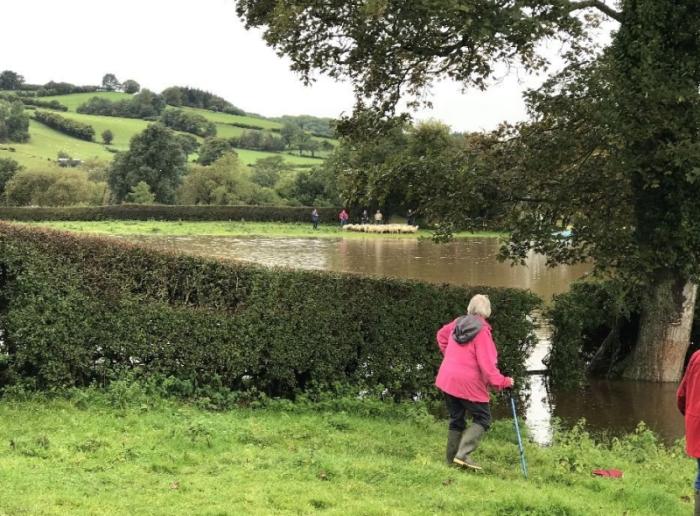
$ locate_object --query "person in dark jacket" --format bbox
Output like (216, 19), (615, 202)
(435, 294), (514, 470)
(678, 349), (700, 515)
(311, 208), (319, 230)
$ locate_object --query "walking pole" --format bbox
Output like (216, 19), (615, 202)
(507, 389), (528, 479)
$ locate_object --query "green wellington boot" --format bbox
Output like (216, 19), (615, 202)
(446, 430), (462, 465)
(453, 423), (486, 470)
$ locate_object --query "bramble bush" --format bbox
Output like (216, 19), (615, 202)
(0, 223), (540, 398)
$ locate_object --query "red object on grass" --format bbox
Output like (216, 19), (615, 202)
(592, 469), (623, 478)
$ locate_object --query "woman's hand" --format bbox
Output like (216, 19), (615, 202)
(504, 377), (515, 389)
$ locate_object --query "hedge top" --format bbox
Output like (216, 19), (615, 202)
(0, 204), (340, 222)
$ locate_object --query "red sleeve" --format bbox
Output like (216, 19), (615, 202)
(436, 321), (455, 355)
(474, 327), (510, 390)
(678, 354), (700, 416)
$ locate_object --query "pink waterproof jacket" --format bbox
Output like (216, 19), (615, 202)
(435, 317), (511, 402)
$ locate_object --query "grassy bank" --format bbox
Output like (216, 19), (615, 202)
(0, 389), (691, 515)
(25, 220), (506, 239)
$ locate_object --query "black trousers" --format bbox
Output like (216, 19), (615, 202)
(445, 393), (491, 432)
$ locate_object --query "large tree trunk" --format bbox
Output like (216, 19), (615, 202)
(623, 271), (697, 382)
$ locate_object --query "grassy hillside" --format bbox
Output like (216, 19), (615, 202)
(0, 390), (691, 515)
(58, 111), (150, 150)
(41, 91), (133, 111)
(0, 120), (113, 168)
(0, 92), (331, 168)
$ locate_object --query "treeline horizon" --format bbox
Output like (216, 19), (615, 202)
(0, 70), (335, 137)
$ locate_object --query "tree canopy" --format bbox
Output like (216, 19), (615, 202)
(237, 0), (700, 382)
(108, 124), (186, 204)
(0, 99), (30, 143)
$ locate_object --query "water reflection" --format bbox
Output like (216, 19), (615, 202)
(521, 324), (684, 445)
(122, 235), (590, 300)
(117, 234), (682, 444)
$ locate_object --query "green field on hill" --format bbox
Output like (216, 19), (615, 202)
(40, 91), (133, 111)
(0, 92), (331, 168)
(0, 120), (113, 168)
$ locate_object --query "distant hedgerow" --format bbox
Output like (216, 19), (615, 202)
(33, 111), (94, 141)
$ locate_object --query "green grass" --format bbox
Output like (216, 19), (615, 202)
(234, 148), (323, 166)
(0, 120), (114, 168)
(8, 93), (332, 168)
(178, 106), (283, 130)
(58, 111), (151, 150)
(0, 389), (691, 515)
(24, 220), (506, 240)
(40, 91), (134, 112)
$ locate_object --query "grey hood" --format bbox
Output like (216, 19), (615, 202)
(452, 315), (483, 345)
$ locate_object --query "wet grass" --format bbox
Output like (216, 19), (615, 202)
(24, 220), (506, 240)
(0, 389), (692, 515)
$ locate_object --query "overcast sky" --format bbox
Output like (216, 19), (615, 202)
(1, 0), (610, 132)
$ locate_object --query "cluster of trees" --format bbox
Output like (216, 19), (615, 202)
(161, 86), (245, 115)
(101, 73), (141, 94)
(33, 110), (95, 141)
(106, 123), (338, 207)
(232, 130), (285, 152)
(18, 81), (101, 97)
(0, 70), (140, 97)
(0, 156), (108, 206)
(326, 117), (501, 225)
(77, 89), (165, 119)
(160, 109), (216, 137)
(280, 122), (333, 157)
(273, 115), (334, 138)
(0, 98), (29, 143)
(0, 71), (25, 90)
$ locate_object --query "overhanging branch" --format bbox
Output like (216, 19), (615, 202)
(567, 1), (623, 23)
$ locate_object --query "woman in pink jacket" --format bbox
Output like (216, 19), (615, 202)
(435, 294), (514, 470)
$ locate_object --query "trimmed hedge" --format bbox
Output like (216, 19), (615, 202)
(0, 223), (540, 398)
(33, 111), (95, 141)
(0, 204), (340, 222)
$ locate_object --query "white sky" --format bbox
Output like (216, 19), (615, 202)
(0, 0), (611, 132)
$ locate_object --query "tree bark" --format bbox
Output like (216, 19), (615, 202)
(623, 271), (697, 382)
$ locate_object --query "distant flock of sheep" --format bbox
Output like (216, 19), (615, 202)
(343, 224), (418, 234)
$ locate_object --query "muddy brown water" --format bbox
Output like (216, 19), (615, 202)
(121, 234), (685, 445)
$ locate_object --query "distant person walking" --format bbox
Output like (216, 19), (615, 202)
(374, 210), (383, 225)
(311, 208), (319, 230)
(361, 209), (369, 225)
(339, 209), (349, 227)
(407, 208), (416, 226)
(435, 294), (514, 470)
(677, 349), (700, 514)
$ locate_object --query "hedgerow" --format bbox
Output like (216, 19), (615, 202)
(0, 223), (540, 398)
(33, 110), (95, 141)
(18, 97), (68, 111)
(0, 204), (339, 222)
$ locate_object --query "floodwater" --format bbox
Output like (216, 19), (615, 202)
(521, 325), (684, 445)
(121, 234), (685, 444)
(121, 235), (590, 299)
